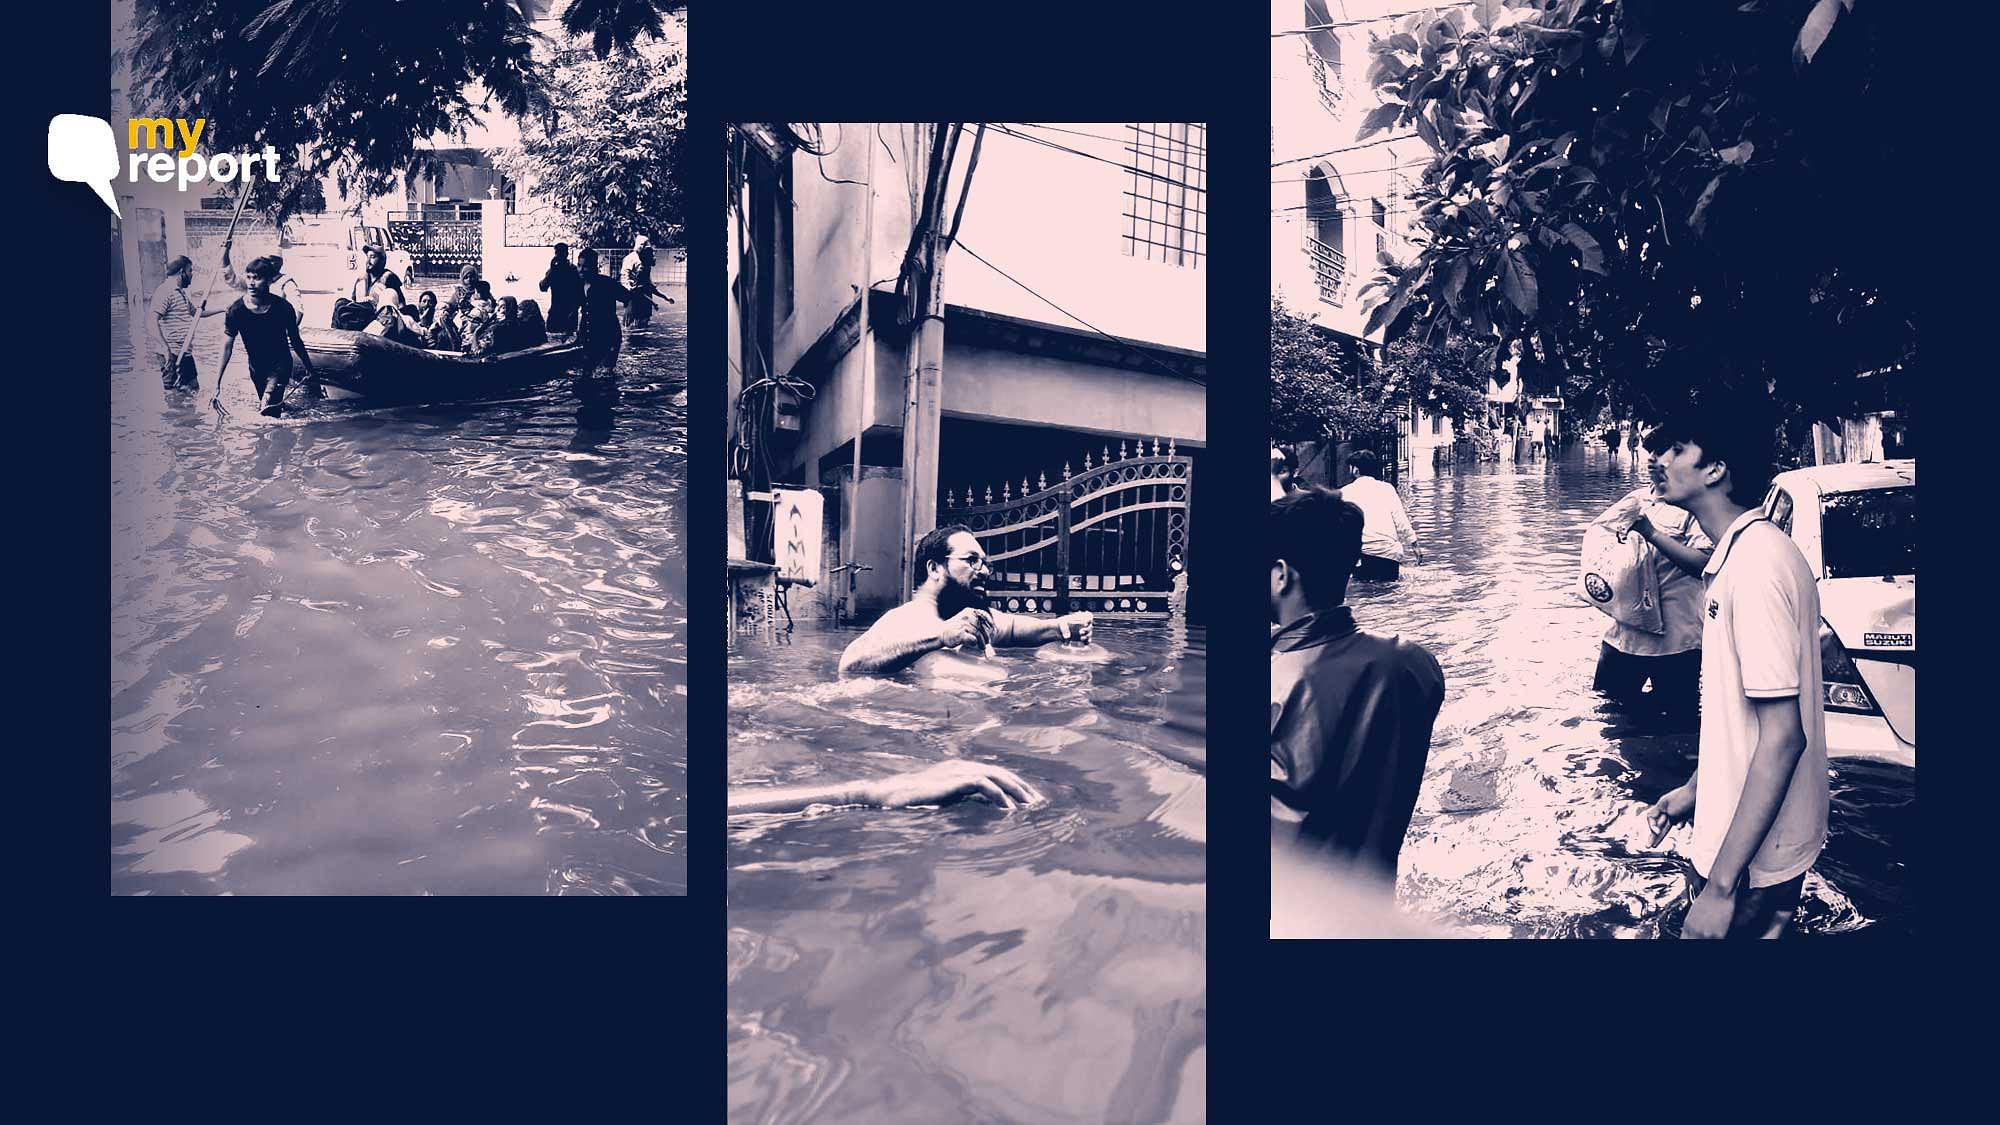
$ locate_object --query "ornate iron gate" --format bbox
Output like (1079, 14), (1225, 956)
(386, 215), (482, 277)
(942, 439), (1191, 617)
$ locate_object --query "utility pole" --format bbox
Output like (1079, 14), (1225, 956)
(895, 123), (985, 594)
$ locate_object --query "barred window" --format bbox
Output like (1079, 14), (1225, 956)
(1123, 123), (1207, 268)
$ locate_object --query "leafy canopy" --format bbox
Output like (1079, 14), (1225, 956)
(495, 18), (686, 246)
(1353, 0), (1912, 425)
(130, 1), (683, 220)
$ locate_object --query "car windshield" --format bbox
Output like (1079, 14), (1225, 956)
(1820, 485), (1915, 578)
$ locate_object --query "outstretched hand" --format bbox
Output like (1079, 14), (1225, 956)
(1646, 783), (1695, 847)
(860, 759), (1044, 810)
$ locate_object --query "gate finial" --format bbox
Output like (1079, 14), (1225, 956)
(1002, 480), (1011, 501)
(1038, 471), (1047, 491)
(1168, 437), (1176, 456)
(945, 491), (955, 509)
(1119, 440), (1129, 460)
(1062, 461), (1071, 480)
(966, 487), (975, 507)
(1102, 444), (1111, 465)
(985, 485), (993, 504)
(1083, 450), (1093, 470)
(1021, 476), (1029, 498)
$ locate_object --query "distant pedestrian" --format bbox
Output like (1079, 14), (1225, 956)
(1271, 486), (1445, 885)
(1602, 424), (1622, 456)
(539, 242), (582, 336)
(1341, 450), (1421, 580)
(1644, 411), (1826, 939)
(150, 254), (225, 389)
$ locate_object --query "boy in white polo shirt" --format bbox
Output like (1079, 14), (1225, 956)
(1644, 412), (1828, 938)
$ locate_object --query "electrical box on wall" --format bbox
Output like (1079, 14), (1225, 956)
(771, 383), (802, 433)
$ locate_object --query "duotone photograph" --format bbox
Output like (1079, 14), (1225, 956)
(1268, 0), (1911, 937)
(109, 1), (689, 894)
(726, 123), (1206, 1117)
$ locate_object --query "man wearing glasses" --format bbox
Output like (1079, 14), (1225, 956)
(839, 524), (1095, 675)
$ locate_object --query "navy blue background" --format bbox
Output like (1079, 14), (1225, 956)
(29, 0), (1941, 1109)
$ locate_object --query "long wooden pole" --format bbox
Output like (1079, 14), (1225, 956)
(189, 178), (257, 416)
(172, 176), (254, 376)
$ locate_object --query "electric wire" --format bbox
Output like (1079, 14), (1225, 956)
(953, 240), (1206, 388)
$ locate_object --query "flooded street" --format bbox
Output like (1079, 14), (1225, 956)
(110, 297), (689, 894)
(1355, 447), (1913, 937)
(729, 621), (1205, 1123)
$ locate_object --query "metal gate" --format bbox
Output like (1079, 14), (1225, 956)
(942, 438), (1191, 617)
(386, 215), (481, 277)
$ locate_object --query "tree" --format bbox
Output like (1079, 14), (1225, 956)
(1272, 298), (1487, 443)
(559, 0), (684, 59)
(493, 18), (685, 246)
(1353, 0), (1915, 426)
(129, 0), (678, 221)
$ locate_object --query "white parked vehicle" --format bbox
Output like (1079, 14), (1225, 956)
(1762, 459), (1915, 766)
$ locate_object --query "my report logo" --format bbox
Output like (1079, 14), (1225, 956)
(48, 113), (282, 216)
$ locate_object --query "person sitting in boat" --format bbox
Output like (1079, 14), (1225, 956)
(838, 524), (1094, 675)
(438, 263), (483, 327)
(412, 290), (439, 329)
(491, 296), (528, 353)
(350, 246), (405, 310)
(516, 298), (549, 345)
(462, 292), (505, 356)
(363, 302), (427, 348)
(538, 243), (581, 337)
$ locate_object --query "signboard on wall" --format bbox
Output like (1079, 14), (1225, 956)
(772, 487), (823, 584)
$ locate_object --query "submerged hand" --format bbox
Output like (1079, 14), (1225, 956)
(861, 760), (1044, 810)
(939, 608), (995, 649)
(1058, 611), (1093, 644)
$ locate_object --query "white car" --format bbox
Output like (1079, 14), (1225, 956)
(1762, 459), (1915, 766)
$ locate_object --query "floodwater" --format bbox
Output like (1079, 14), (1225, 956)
(1352, 445), (1913, 937)
(728, 621), (1206, 1123)
(109, 297), (689, 894)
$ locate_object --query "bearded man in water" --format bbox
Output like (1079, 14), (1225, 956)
(838, 524), (1095, 675)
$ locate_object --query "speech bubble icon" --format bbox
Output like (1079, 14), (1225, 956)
(48, 114), (122, 217)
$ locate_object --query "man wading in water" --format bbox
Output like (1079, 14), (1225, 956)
(215, 255), (320, 416)
(1643, 411), (1827, 939)
(839, 525), (1094, 676)
(574, 248), (634, 374)
(1270, 486), (1444, 887)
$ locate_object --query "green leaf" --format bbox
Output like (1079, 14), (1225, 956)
(1386, 32), (1420, 54)
(1357, 102), (1404, 141)
(1796, 0), (1842, 64)
(1560, 222), (1605, 273)
(1474, 0), (1503, 29)
(1502, 250), (1539, 317)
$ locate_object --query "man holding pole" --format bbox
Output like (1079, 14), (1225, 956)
(150, 255), (225, 390)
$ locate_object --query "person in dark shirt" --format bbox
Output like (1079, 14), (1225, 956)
(538, 243), (582, 336)
(1270, 486), (1445, 886)
(573, 248), (632, 373)
(216, 255), (319, 416)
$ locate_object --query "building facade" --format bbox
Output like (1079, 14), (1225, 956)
(728, 123), (1207, 620)
(1271, 1), (1466, 479)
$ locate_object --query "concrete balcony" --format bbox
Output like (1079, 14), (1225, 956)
(1305, 43), (1343, 118)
